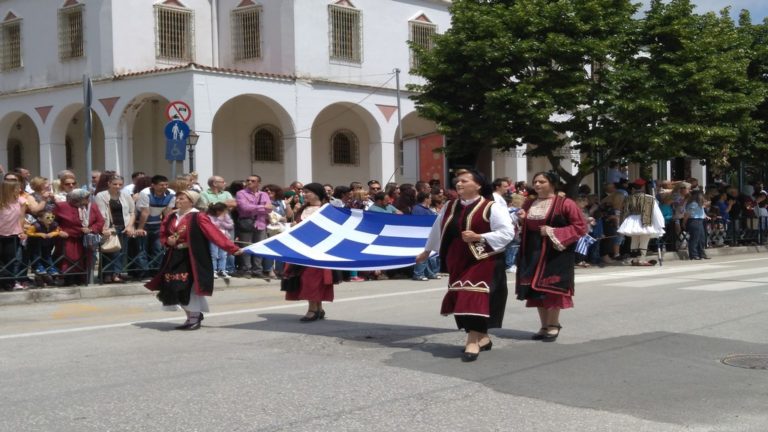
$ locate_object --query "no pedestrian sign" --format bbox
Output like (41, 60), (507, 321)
(165, 100), (192, 122)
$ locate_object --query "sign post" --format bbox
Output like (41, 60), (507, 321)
(164, 119), (190, 179)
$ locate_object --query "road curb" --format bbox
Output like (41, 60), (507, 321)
(1, 246), (766, 306)
(0, 276), (277, 307)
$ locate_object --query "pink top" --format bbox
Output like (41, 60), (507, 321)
(0, 197), (25, 236)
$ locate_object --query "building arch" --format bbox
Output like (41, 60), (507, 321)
(310, 102), (380, 185)
(211, 94), (295, 182)
(117, 93), (172, 178)
(0, 111), (41, 175)
(394, 110), (440, 184)
(49, 103), (105, 180)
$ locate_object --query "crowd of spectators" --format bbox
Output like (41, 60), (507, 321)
(2, 162), (765, 291)
(0, 167), (453, 290)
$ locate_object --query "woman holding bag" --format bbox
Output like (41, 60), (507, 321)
(95, 175), (135, 283)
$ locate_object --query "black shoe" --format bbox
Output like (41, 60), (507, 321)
(175, 321), (193, 330)
(461, 350), (479, 362)
(542, 324), (562, 342)
(461, 340), (493, 353)
(531, 327), (548, 340)
(186, 320), (202, 330)
(318, 310), (326, 320)
(300, 311), (319, 322)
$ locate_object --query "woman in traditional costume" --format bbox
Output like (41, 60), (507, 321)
(416, 169), (515, 362)
(617, 179), (665, 266)
(145, 190), (243, 330)
(283, 183), (338, 322)
(515, 172), (587, 342)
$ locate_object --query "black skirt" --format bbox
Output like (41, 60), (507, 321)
(156, 249), (194, 306)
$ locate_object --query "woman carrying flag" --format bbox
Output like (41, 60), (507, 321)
(416, 169), (515, 362)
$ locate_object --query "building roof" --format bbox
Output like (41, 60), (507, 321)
(112, 62), (295, 82)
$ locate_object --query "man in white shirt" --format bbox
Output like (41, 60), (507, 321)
(492, 177), (510, 208)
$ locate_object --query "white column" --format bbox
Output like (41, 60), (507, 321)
(690, 159), (707, 190)
(283, 135), (308, 185)
(493, 145), (528, 182)
(39, 141), (67, 180)
(559, 144), (580, 176)
(191, 75), (214, 182)
(103, 132), (121, 174)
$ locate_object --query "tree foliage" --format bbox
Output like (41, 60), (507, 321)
(410, 0), (767, 189)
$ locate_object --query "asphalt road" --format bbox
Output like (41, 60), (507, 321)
(2, 255), (767, 432)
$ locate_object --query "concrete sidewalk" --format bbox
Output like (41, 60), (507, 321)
(1, 244), (766, 307)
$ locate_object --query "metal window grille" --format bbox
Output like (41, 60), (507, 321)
(232, 6), (261, 61)
(252, 125), (282, 162)
(331, 130), (359, 166)
(155, 5), (194, 61)
(409, 20), (436, 69)
(58, 5), (84, 60)
(328, 5), (361, 63)
(0, 19), (22, 71)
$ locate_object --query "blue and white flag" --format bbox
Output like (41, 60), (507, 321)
(575, 234), (596, 256)
(245, 204), (437, 270)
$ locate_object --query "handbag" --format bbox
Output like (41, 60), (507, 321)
(237, 217), (255, 232)
(100, 232), (121, 253)
(280, 265), (304, 292)
(82, 203), (102, 249)
(98, 195), (122, 253)
(237, 192), (267, 233)
(83, 232), (102, 249)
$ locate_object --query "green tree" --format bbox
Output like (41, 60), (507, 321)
(411, 0), (656, 194)
(411, 0), (763, 193)
(641, 0), (763, 170)
(736, 12), (768, 164)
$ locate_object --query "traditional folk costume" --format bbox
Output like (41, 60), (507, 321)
(53, 201), (105, 283)
(424, 196), (515, 333)
(617, 188), (665, 265)
(516, 195), (587, 309)
(145, 209), (239, 314)
(283, 205), (336, 303)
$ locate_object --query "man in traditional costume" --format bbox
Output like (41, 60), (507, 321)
(617, 179), (665, 266)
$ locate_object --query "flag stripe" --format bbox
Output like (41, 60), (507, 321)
(244, 204), (438, 270)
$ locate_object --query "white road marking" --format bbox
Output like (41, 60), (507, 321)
(679, 281), (766, 292)
(0, 287), (445, 341)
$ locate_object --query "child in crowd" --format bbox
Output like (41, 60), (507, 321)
(505, 193), (525, 273)
(25, 211), (61, 276)
(207, 202), (234, 281)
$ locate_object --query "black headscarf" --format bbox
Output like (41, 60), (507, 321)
(302, 182), (328, 202)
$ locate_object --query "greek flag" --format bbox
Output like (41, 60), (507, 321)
(575, 234), (596, 256)
(245, 204), (436, 270)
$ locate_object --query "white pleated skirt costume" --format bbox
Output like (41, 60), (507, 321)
(618, 203), (666, 237)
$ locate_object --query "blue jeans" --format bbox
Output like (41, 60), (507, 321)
(687, 219), (706, 259)
(505, 239), (520, 268)
(102, 231), (128, 275)
(210, 243), (227, 272)
(413, 254), (439, 279)
(136, 226), (163, 276)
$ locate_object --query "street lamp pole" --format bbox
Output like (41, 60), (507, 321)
(187, 131), (200, 173)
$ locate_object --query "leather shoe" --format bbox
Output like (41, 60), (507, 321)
(461, 351), (479, 362)
(175, 321), (192, 330)
(300, 311), (319, 322)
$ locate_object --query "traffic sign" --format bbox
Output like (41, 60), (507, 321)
(164, 120), (190, 141)
(164, 120), (190, 161)
(165, 100), (191, 122)
(166, 139), (186, 161)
